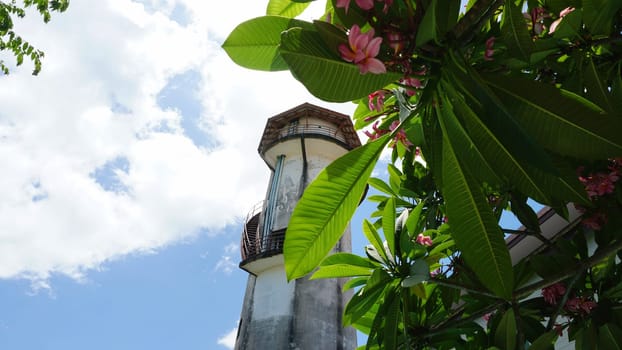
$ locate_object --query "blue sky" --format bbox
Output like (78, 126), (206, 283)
(0, 1), (525, 349)
(0, 231), (246, 349)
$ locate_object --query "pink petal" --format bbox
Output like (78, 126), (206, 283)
(560, 7), (575, 17)
(353, 35), (369, 54)
(335, 0), (351, 9)
(338, 44), (356, 62)
(485, 36), (495, 49)
(355, 0), (374, 10)
(549, 19), (562, 33)
(348, 25), (362, 49)
(365, 36), (383, 57)
(361, 58), (386, 74)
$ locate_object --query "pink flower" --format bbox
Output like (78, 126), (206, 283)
(582, 212), (607, 231)
(336, 0), (351, 11)
(400, 76), (423, 96)
(416, 233), (433, 247)
(565, 297), (597, 315)
(368, 90), (386, 111)
(482, 313), (493, 322)
(390, 120), (413, 149)
(380, 0), (393, 13)
(356, 0), (374, 10)
(542, 283), (566, 305)
(524, 7), (549, 35)
(550, 7), (575, 33)
(386, 31), (405, 55)
(339, 25), (386, 74)
(335, 0), (373, 12)
(483, 37), (495, 61)
(560, 6), (575, 17)
(363, 121), (389, 140)
(578, 170), (619, 199)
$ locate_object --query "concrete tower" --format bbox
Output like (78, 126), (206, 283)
(234, 103), (361, 350)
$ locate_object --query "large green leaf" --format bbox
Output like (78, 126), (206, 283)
(447, 54), (555, 175)
(416, 0), (439, 47)
(439, 118), (513, 299)
(445, 67), (589, 205)
(367, 284), (401, 350)
(284, 135), (390, 281)
(436, 84), (501, 186)
(344, 269), (393, 325)
(279, 27), (402, 102)
(575, 324), (598, 350)
(501, 0), (533, 62)
(313, 20), (347, 58)
(311, 253), (377, 279)
(222, 16), (312, 71)
(381, 290), (400, 350)
(598, 323), (622, 349)
(329, 0), (369, 28)
(529, 331), (558, 350)
(483, 73), (622, 160)
(612, 64), (622, 112)
(436, 0), (461, 34)
(382, 197), (396, 256)
(266, 0), (310, 17)
(552, 9), (582, 40)
(584, 57), (615, 114)
(368, 177), (399, 197)
(402, 259), (430, 287)
(583, 0), (622, 35)
(363, 219), (390, 264)
(442, 78), (553, 204)
(494, 309), (517, 350)
(509, 192), (540, 233)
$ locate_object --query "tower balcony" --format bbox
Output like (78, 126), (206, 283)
(257, 103), (361, 166)
(240, 201), (286, 274)
(260, 122), (348, 152)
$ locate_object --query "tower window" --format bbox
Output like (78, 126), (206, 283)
(288, 119), (299, 135)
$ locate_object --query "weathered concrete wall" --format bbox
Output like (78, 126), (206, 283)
(235, 266), (296, 350)
(253, 266), (295, 319)
(234, 275), (255, 350)
(290, 230), (357, 350)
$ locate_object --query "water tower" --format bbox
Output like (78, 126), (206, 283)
(234, 103), (360, 350)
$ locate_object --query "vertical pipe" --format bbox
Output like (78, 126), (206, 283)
(298, 136), (308, 199)
(262, 154), (285, 249)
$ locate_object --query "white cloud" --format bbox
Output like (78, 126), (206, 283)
(223, 242), (238, 255)
(214, 242), (240, 275)
(0, 0), (357, 287)
(217, 326), (238, 349)
(214, 256), (237, 276)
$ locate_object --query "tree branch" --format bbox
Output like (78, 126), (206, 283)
(514, 239), (622, 299)
(430, 278), (501, 299)
(450, 0), (504, 44)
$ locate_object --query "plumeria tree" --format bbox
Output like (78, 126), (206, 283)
(0, 0), (69, 75)
(224, 0), (622, 348)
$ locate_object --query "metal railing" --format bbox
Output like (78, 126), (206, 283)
(240, 201), (263, 261)
(240, 201), (287, 263)
(273, 123), (348, 144)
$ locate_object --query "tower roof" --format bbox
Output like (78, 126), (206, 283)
(258, 103), (361, 154)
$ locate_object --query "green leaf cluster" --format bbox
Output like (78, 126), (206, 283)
(226, 0), (622, 348)
(0, 0), (69, 75)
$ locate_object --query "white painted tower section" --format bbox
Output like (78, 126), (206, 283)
(234, 104), (360, 350)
